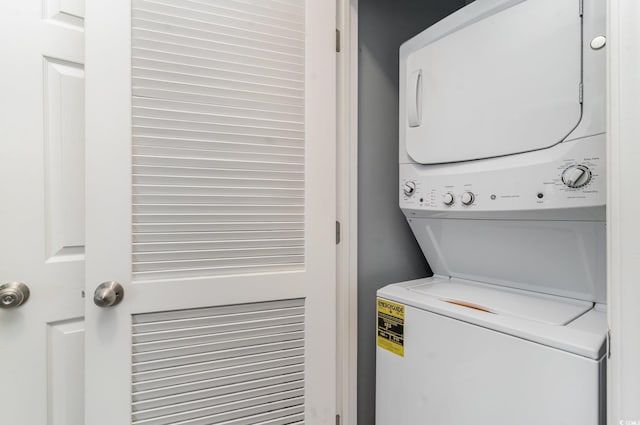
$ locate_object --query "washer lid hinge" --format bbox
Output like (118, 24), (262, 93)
(336, 221), (341, 244)
(579, 83), (584, 104)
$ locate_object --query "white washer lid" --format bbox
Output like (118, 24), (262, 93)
(378, 277), (607, 359)
(408, 279), (592, 326)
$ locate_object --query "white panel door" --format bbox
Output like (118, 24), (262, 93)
(0, 2), (85, 425)
(85, 1), (337, 424)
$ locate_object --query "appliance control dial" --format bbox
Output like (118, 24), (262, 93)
(461, 191), (475, 205)
(403, 181), (416, 196)
(562, 165), (592, 188)
(443, 192), (455, 206)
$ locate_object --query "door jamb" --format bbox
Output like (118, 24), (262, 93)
(336, 0), (359, 424)
(607, 0), (640, 423)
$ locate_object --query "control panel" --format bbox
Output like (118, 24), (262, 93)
(399, 136), (605, 213)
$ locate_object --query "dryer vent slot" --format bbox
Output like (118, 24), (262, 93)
(445, 299), (495, 314)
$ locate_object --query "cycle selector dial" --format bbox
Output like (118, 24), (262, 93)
(443, 193), (455, 206)
(461, 192), (475, 205)
(403, 181), (416, 197)
(562, 165), (592, 188)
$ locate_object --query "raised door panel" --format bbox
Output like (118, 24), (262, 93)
(44, 58), (85, 260)
(48, 319), (85, 425)
(45, 0), (85, 27)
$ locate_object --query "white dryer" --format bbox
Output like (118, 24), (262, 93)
(376, 0), (607, 424)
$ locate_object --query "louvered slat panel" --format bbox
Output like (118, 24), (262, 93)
(134, 339), (304, 373)
(132, 97), (303, 124)
(132, 299), (305, 425)
(132, 49), (303, 84)
(134, 316), (304, 344)
(134, 298), (303, 323)
(134, 0), (304, 41)
(133, 214), (303, 224)
(132, 105), (304, 133)
(133, 23), (304, 58)
(132, 230), (304, 242)
(134, 207), (303, 215)
(133, 88), (303, 115)
(134, 186), (303, 197)
(133, 222), (304, 234)
(134, 166), (304, 180)
(133, 139), (304, 155)
(134, 239), (303, 252)
(134, 195), (303, 205)
(224, 0), (303, 17)
(134, 353), (304, 385)
(145, 0), (305, 28)
(133, 175), (304, 188)
(132, 30), (304, 68)
(132, 0), (305, 281)
(133, 145), (304, 163)
(132, 55), (303, 86)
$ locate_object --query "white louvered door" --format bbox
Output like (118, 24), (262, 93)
(85, 0), (336, 424)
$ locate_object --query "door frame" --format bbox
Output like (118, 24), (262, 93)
(337, 0), (640, 423)
(336, 0), (359, 425)
(606, 0), (640, 423)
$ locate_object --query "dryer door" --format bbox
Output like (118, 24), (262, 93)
(404, 0), (582, 164)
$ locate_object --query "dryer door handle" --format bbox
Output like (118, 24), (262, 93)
(408, 69), (423, 127)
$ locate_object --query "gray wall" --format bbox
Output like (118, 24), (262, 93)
(357, 1), (466, 424)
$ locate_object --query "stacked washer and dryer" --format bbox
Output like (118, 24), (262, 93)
(376, 0), (607, 424)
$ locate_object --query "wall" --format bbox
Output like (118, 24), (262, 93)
(357, 1), (467, 423)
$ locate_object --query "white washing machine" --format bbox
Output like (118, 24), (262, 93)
(376, 0), (608, 424)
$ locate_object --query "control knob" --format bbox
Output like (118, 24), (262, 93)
(461, 192), (475, 205)
(443, 192), (455, 206)
(403, 181), (416, 197)
(562, 165), (592, 188)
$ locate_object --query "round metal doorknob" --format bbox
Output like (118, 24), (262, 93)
(93, 281), (124, 307)
(0, 282), (30, 309)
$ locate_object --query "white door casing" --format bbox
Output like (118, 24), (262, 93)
(607, 0), (640, 422)
(0, 1), (85, 425)
(336, 0), (359, 424)
(85, 0), (337, 424)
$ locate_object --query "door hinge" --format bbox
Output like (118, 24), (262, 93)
(579, 83), (584, 104)
(579, 0), (583, 16)
(607, 329), (612, 359)
(336, 221), (341, 244)
(336, 414), (341, 425)
(336, 29), (341, 53)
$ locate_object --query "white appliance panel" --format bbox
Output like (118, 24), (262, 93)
(409, 218), (606, 303)
(399, 136), (606, 302)
(403, 0), (582, 164)
(376, 302), (605, 425)
(400, 136), (605, 214)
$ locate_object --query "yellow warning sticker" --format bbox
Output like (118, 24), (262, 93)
(377, 298), (405, 357)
